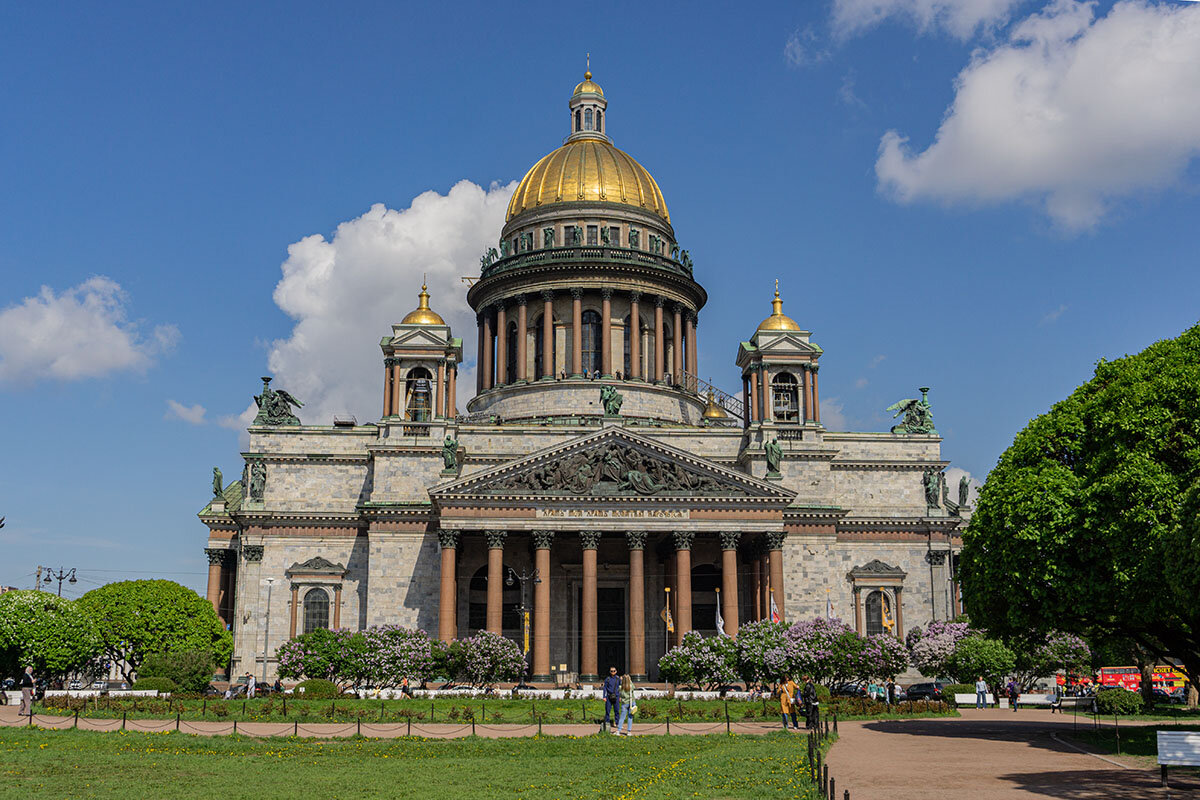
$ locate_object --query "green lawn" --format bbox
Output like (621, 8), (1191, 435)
(0, 727), (829, 799)
(1069, 723), (1200, 760)
(34, 694), (953, 726)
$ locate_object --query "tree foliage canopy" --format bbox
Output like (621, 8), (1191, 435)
(960, 324), (1200, 685)
(0, 591), (102, 679)
(78, 580), (232, 682)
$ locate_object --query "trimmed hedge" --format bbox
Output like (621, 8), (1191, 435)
(296, 678), (340, 699)
(130, 676), (177, 694)
(1095, 687), (1143, 716)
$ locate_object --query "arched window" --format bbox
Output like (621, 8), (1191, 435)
(772, 372), (800, 422)
(534, 315), (555, 380)
(584, 108), (593, 130)
(574, 109), (581, 132)
(581, 310), (602, 375)
(405, 367), (433, 421)
(596, 110), (602, 133)
(505, 321), (518, 384)
(467, 564), (521, 639)
(691, 564), (721, 636)
(864, 590), (893, 637)
(303, 588), (330, 634)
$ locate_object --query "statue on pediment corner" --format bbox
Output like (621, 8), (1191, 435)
(887, 387), (936, 435)
(253, 376), (303, 426)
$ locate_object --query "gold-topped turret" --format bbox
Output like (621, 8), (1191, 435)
(573, 69), (604, 97)
(757, 281), (801, 332)
(401, 283), (446, 325)
(702, 389), (729, 419)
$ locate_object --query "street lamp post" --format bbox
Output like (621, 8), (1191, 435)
(41, 566), (77, 596)
(262, 578), (275, 684)
(506, 566), (540, 689)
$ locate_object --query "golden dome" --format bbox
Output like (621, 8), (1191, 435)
(573, 70), (604, 97)
(506, 138), (669, 223)
(702, 390), (728, 419)
(758, 285), (802, 332)
(401, 283), (446, 325)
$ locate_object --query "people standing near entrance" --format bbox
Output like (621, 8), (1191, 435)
(18, 667), (34, 717)
(603, 666), (621, 730)
(778, 679), (795, 730)
(617, 674), (636, 736)
(975, 676), (988, 709)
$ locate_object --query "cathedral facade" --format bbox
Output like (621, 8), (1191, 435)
(200, 73), (967, 683)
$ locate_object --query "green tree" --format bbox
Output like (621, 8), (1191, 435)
(79, 580), (232, 682)
(1011, 632), (1092, 691)
(960, 324), (1200, 687)
(138, 650), (215, 693)
(945, 635), (1015, 686)
(0, 591), (102, 679)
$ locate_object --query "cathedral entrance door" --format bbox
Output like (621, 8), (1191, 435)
(577, 586), (627, 676)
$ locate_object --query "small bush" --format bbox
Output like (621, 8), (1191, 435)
(941, 683), (976, 706)
(814, 684), (831, 703)
(1095, 688), (1144, 716)
(296, 679), (340, 699)
(138, 650), (215, 693)
(131, 677), (177, 694)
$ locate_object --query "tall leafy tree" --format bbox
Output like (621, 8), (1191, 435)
(79, 580), (233, 682)
(0, 591), (102, 679)
(961, 323), (1200, 686)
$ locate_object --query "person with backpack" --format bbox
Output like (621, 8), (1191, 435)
(802, 677), (818, 729)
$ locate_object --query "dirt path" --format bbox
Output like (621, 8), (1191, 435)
(824, 708), (1200, 799)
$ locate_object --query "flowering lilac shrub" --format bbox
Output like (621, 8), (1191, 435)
(1014, 631), (1091, 689)
(905, 620), (971, 678)
(275, 628), (353, 684)
(857, 633), (910, 681)
(361, 626), (435, 688)
(733, 620), (792, 684)
(785, 617), (866, 687)
(460, 630), (526, 688)
(657, 631), (738, 690)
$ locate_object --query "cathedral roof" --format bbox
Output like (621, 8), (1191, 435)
(401, 283), (446, 325)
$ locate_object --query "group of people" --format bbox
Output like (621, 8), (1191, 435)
(777, 676), (819, 731)
(972, 676), (1024, 710)
(602, 666), (637, 735)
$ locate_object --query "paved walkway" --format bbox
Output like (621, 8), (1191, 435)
(825, 708), (1200, 799)
(0, 704), (774, 739)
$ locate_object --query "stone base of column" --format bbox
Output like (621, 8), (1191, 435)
(580, 673), (599, 682)
(631, 673), (647, 682)
(531, 673), (551, 683)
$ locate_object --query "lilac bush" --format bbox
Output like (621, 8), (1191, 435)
(785, 617), (865, 687)
(275, 628), (356, 686)
(906, 620), (971, 678)
(460, 630), (526, 688)
(657, 631), (738, 690)
(857, 633), (910, 681)
(734, 620), (792, 684)
(1013, 631), (1091, 690)
(361, 626), (434, 688)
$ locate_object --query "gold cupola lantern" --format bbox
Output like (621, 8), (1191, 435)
(401, 283), (446, 326)
(702, 389), (729, 420)
(758, 281), (801, 332)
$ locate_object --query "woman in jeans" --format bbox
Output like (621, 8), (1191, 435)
(617, 674), (636, 736)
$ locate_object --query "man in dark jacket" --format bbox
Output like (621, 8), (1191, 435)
(602, 667), (621, 729)
(802, 677), (818, 729)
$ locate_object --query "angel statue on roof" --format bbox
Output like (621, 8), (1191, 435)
(253, 376), (303, 426)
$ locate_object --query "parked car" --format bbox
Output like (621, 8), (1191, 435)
(833, 683), (867, 698)
(67, 680), (84, 690)
(905, 682), (944, 701)
(1153, 687), (1186, 704)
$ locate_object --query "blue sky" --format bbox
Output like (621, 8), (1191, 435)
(2, 0), (1198, 597)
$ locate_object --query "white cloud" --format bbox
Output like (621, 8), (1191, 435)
(820, 396), (850, 430)
(785, 26), (831, 66)
(855, 377), (870, 389)
(944, 465), (983, 505)
(875, 0), (1200, 231)
(832, 0), (1024, 39)
(1039, 303), (1068, 325)
(869, 354), (887, 368)
(263, 180), (514, 425)
(0, 276), (178, 385)
(165, 399), (207, 425)
(839, 71), (869, 108)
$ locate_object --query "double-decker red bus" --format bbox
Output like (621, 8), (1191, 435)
(1097, 666), (1140, 690)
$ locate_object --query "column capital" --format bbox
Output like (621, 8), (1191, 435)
(205, 547), (232, 566)
(485, 530), (507, 550)
(290, 583), (302, 594)
(688, 311), (698, 327)
(241, 544), (264, 562)
(765, 531), (787, 551)
(540, 289), (554, 302)
(531, 529), (555, 550)
(516, 293), (528, 306)
(810, 362), (820, 373)
(579, 530), (602, 550)
(672, 530), (696, 551)
(570, 287), (584, 300)
(629, 290), (642, 303)
(654, 295), (666, 308)
(437, 529), (460, 550)
(493, 300), (507, 314)
(719, 531), (741, 551)
(625, 530), (649, 551)
(601, 287), (613, 300)
(672, 302), (683, 314)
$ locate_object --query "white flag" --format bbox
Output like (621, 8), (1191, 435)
(716, 602), (729, 637)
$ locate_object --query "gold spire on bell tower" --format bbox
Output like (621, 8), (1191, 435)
(401, 280), (447, 325)
(757, 279), (802, 332)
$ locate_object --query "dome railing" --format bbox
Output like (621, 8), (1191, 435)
(481, 245), (694, 281)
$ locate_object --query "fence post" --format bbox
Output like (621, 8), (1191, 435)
(357, 719), (361, 737)
(431, 701), (435, 722)
(844, 790), (850, 800)
(176, 712), (180, 732)
(1114, 714), (1120, 755)
(331, 700), (335, 718)
(121, 711), (126, 730)
(830, 777), (835, 798)
(482, 702), (486, 722)
(471, 718), (476, 736)
(294, 721), (298, 737)
(538, 716), (542, 736)
(833, 712), (838, 734)
(74, 709), (79, 729)
(381, 700), (385, 721)
(243, 700), (247, 717)
(666, 717), (670, 735)
(203, 699), (207, 717)
(233, 720), (237, 735)
(283, 696), (287, 716)
(823, 765), (828, 797)
(407, 717), (411, 736)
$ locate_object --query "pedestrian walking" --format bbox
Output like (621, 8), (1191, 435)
(802, 676), (818, 729)
(617, 674), (636, 736)
(975, 676), (988, 709)
(1007, 679), (1020, 712)
(247, 673), (256, 699)
(778, 680), (795, 730)
(886, 678), (896, 706)
(18, 667), (34, 717)
(602, 666), (621, 730)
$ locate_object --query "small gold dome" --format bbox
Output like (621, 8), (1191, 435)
(573, 70), (604, 97)
(758, 286), (801, 332)
(401, 283), (446, 325)
(506, 138), (669, 223)
(702, 390), (728, 419)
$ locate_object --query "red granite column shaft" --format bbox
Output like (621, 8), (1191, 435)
(289, 584), (299, 639)
(481, 312), (493, 391)
(601, 289), (613, 376)
(532, 532), (553, 681)
(516, 296), (528, 382)
(438, 531), (458, 641)
(629, 293), (641, 379)
(654, 298), (665, 382)
(626, 531), (648, 679)
(542, 292), (554, 378)
(571, 290), (583, 376)
(495, 304), (507, 386)
(720, 532), (740, 636)
(674, 531), (694, 644)
(580, 531), (600, 679)
(486, 530), (505, 634)
(672, 305), (683, 385)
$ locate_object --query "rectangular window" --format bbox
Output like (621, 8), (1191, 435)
(609, 226), (620, 246)
(587, 225), (598, 245)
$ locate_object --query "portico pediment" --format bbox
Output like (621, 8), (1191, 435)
(431, 427), (795, 503)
